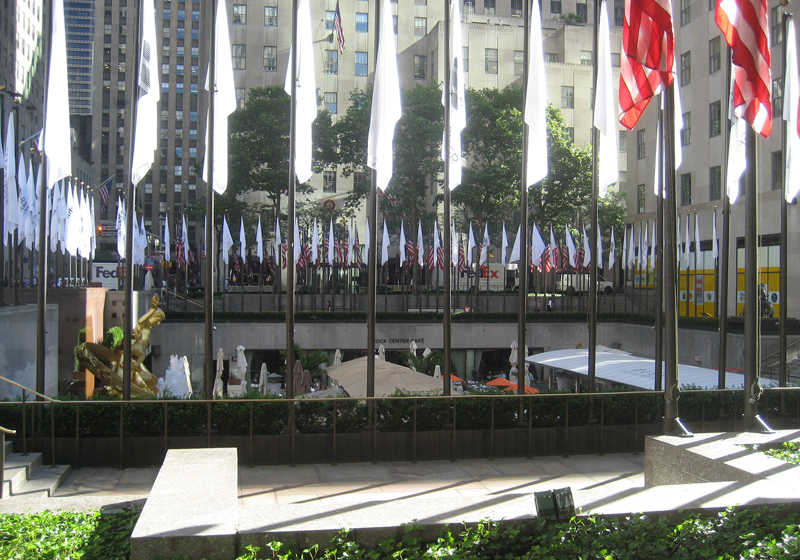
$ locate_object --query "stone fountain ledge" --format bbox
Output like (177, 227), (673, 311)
(645, 429), (800, 490)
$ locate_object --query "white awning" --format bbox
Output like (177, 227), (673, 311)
(525, 348), (778, 390)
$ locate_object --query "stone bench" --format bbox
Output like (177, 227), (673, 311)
(130, 448), (238, 560)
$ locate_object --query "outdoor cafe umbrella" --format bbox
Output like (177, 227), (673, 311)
(434, 365), (441, 380)
(213, 348), (225, 398)
(509, 340), (519, 369)
(504, 383), (539, 395)
(236, 344), (248, 379)
(258, 363), (267, 395)
(422, 347), (432, 358)
(378, 344), (385, 361)
(410, 341), (417, 355)
(333, 349), (342, 366)
(292, 360), (304, 395)
(301, 369), (313, 394)
(486, 377), (514, 388)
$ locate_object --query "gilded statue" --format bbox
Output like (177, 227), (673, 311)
(78, 294), (165, 397)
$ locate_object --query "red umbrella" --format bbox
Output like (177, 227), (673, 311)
(504, 384), (540, 395)
(450, 374), (465, 383)
(486, 377), (514, 387)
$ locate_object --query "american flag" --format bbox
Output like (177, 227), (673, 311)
(281, 240), (288, 269)
(426, 244), (434, 269)
(407, 240), (416, 268)
(188, 248), (195, 264)
(619, 0), (675, 130)
(333, 0), (345, 55)
(201, 242), (206, 259)
(541, 246), (552, 273)
(98, 184), (110, 214)
(715, 0), (772, 137)
(176, 234), (186, 268)
(437, 246), (444, 270)
(335, 236), (344, 266)
(560, 243), (569, 272)
(232, 253), (241, 273)
(354, 229), (363, 269)
(243, 252), (250, 273)
(576, 246), (585, 272)
(458, 243), (466, 273)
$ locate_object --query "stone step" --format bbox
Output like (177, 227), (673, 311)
(11, 464), (71, 499)
(2, 452), (43, 497)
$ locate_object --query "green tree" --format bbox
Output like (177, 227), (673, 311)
(280, 343), (331, 382)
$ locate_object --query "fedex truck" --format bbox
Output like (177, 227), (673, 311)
(459, 264), (519, 293)
(91, 262), (120, 290)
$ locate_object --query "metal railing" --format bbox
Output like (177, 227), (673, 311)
(0, 425), (15, 499)
(0, 386), (796, 468)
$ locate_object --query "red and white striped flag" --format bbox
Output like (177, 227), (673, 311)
(458, 243), (466, 273)
(619, 0), (675, 130)
(407, 239), (416, 268)
(715, 0), (772, 137)
(333, 0), (345, 54)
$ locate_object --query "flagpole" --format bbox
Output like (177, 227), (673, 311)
(442, 0), (452, 396)
(0, 88), (5, 308)
(286, 0), (299, 406)
(203, 0), (217, 399)
(587, 0), (601, 399)
(655, 103), (664, 392)
(779, 11), (789, 413)
(517, 0), (531, 400)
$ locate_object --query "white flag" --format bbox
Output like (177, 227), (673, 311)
(221, 216), (233, 264)
(608, 226), (616, 270)
(531, 223), (546, 267)
(649, 223), (656, 270)
(654, 115), (662, 196)
(163, 214), (171, 262)
(89, 196), (96, 260)
(712, 212), (719, 260)
(683, 215), (691, 267)
(347, 223), (354, 266)
(673, 70), (684, 172)
(596, 225), (603, 269)
(256, 217), (263, 263)
(467, 222), (476, 266)
(203, 0), (237, 194)
(294, 218), (301, 266)
(694, 213), (701, 264)
(327, 219), (335, 265)
(130, 0), (159, 186)
(311, 219), (319, 266)
(17, 156), (29, 245)
(509, 225), (521, 264)
(451, 221), (458, 265)
(726, 63), (747, 203)
(181, 214), (189, 264)
(479, 223), (489, 266)
(627, 224), (636, 270)
(42, 0), (72, 190)
(785, 19), (800, 203)
(285, 0), (317, 184)
(621, 225), (627, 270)
(417, 222), (424, 268)
(367, 0), (401, 190)
(565, 227), (577, 268)
(583, 226), (592, 268)
(116, 197), (126, 259)
(432, 222), (440, 268)
(442, 0), (466, 189)
(4, 114), (18, 239)
(381, 219), (391, 266)
(501, 223), (509, 267)
(593, 0), (618, 196)
(239, 217), (247, 258)
(399, 222), (406, 266)
(525, 0), (548, 185)
(274, 218), (281, 267)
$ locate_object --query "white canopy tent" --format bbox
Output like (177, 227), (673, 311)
(525, 348), (779, 391)
(321, 356), (442, 397)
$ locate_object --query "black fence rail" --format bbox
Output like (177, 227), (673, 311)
(1, 388), (798, 467)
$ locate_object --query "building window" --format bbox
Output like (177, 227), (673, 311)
(614, 6), (624, 26)
(576, 2), (587, 20)
(566, 127), (574, 142)
(545, 52), (558, 63)
(619, 130), (627, 152)
(235, 88), (245, 109)
(514, 51), (523, 75)
(709, 37), (720, 73)
(463, 46), (469, 72)
(511, 0), (522, 16)
(232, 4), (246, 24)
(637, 184), (645, 213)
(484, 49), (498, 74)
(709, 166), (721, 201)
(773, 77), (783, 115)
(551, 1), (562, 15)
(680, 0), (690, 26)
(681, 112), (691, 146)
(264, 6), (277, 26)
(772, 151), (783, 191)
(324, 49), (338, 74)
(772, 5), (784, 45)
(561, 85), (574, 109)
(414, 55), (426, 79)
(681, 51), (691, 85)
(393, 15), (398, 34)
(232, 44), (245, 69)
(263, 46), (277, 71)
(637, 129), (645, 159)
(611, 53), (621, 67)
(580, 50), (592, 66)
(354, 171), (366, 186)
(485, 0), (495, 15)
(324, 92), (337, 114)
(325, 11), (335, 29)
(323, 170), (337, 193)
(709, 100), (721, 137)
(355, 12), (368, 32)
(355, 51), (368, 76)
(414, 17), (426, 36)
(681, 173), (692, 206)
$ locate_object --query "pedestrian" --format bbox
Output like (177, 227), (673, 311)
(326, 300), (332, 312)
(546, 298), (553, 312)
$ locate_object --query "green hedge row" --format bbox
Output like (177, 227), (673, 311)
(0, 388), (792, 438)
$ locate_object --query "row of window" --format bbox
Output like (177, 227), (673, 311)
(636, 151), (784, 213)
(679, 37), (721, 86)
(679, 0), (784, 49)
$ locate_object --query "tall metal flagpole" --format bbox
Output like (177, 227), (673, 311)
(366, 0), (380, 404)
(779, 12), (789, 414)
(122, 0), (146, 401)
(517, 0), (530, 399)
(286, 0), (299, 401)
(587, 0), (600, 398)
(0, 88), (5, 308)
(718, 49), (732, 392)
(655, 103), (664, 392)
(442, 0), (452, 396)
(203, 0), (216, 398)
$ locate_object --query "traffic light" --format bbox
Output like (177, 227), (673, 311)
(96, 225), (104, 235)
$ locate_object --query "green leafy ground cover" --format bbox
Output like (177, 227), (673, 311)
(2, 506), (800, 559)
(760, 442), (800, 465)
